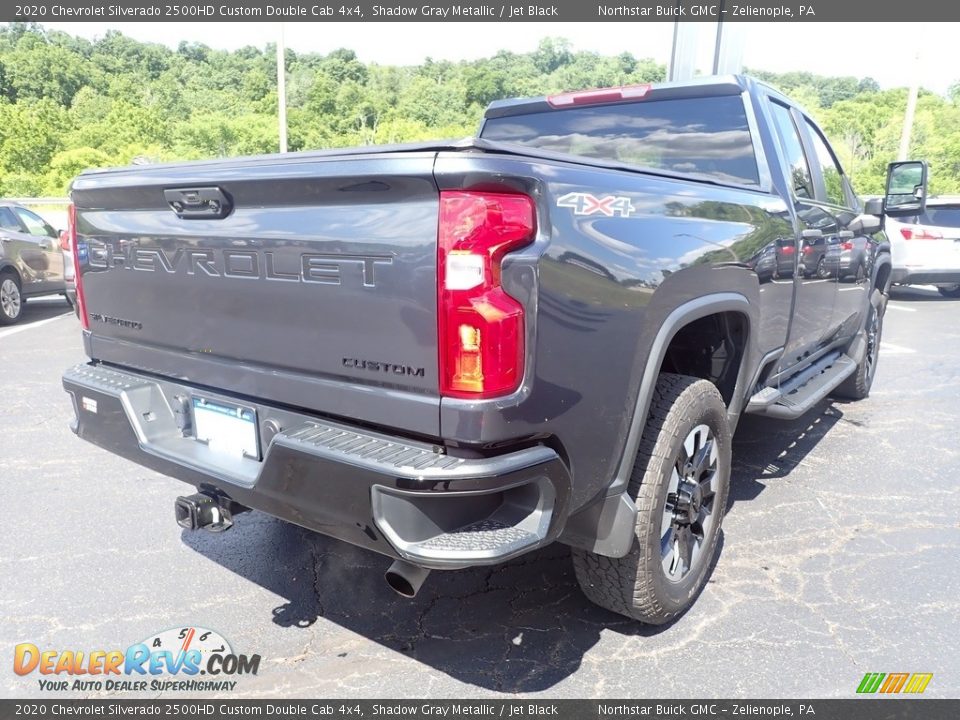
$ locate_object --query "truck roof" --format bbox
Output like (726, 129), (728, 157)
(484, 74), (758, 120)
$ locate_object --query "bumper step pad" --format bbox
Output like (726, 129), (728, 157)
(64, 362), (569, 568)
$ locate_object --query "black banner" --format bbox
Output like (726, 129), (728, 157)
(0, 700), (958, 720)
(3, 0), (960, 23)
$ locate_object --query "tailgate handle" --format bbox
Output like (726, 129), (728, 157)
(164, 187), (232, 219)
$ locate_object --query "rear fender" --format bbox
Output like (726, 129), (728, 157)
(560, 291), (758, 557)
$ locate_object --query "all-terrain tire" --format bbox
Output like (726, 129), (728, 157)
(834, 291), (885, 400)
(572, 373), (731, 624)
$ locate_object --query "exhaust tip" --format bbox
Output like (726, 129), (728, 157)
(385, 561), (431, 598)
(385, 572), (417, 598)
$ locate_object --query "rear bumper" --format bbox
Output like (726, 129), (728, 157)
(891, 268), (960, 285)
(63, 363), (571, 569)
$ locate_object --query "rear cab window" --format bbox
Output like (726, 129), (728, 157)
(480, 94), (760, 187)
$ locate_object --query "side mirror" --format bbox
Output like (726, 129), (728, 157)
(848, 213), (881, 235)
(883, 160), (927, 217)
(863, 198), (883, 216)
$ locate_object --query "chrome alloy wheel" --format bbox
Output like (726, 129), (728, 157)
(660, 423), (719, 582)
(0, 278), (20, 320)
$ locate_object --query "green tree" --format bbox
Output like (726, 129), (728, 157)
(0, 23), (956, 201)
(43, 147), (112, 194)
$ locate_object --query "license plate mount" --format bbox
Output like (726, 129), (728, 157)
(192, 396), (261, 461)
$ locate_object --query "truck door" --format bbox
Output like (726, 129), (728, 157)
(766, 100), (840, 376)
(798, 116), (873, 344)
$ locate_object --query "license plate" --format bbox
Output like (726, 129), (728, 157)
(192, 396), (260, 460)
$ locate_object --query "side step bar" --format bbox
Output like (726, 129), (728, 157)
(746, 351), (857, 419)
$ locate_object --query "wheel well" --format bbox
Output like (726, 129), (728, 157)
(658, 311), (748, 406)
(875, 261), (892, 294)
(0, 264), (20, 285)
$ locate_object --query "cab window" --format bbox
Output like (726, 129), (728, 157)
(803, 120), (848, 208)
(768, 102), (814, 200)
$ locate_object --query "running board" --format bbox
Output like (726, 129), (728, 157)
(746, 352), (857, 419)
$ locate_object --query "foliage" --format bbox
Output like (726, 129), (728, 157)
(0, 24), (957, 199)
(750, 69), (960, 195)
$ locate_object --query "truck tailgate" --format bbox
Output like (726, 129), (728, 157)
(71, 152), (441, 436)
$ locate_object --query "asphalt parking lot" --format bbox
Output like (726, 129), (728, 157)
(2, 289), (958, 700)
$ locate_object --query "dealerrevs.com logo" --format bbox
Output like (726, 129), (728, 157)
(14, 627), (261, 692)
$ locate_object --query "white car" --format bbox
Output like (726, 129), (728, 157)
(886, 197), (960, 298)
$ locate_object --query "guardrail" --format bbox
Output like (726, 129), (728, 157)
(10, 199), (70, 229)
(9, 198), (70, 206)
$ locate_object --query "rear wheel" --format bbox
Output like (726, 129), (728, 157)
(572, 374), (731, 624)
(0, 272), (23, 325)
(937, 284), (960, 298)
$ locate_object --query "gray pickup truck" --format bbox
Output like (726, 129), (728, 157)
(62, 76), (928, 624)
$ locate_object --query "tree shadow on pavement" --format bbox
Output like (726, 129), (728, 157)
(729, 401), (843, 505)
(181, 402), (843, 692)
(183, 519), (659, 692)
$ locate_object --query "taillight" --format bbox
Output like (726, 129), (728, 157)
(802, 245), (813, 255)
(840, 241), (854, 251)
(69, 203), (89, 331)
(780, 245), (795, 255)
(438, 191), (535, 398)
(59, 229), (70, 252)
(900, 227), (943, 240)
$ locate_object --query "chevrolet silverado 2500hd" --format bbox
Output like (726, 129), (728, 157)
(62, 76), (928, 623)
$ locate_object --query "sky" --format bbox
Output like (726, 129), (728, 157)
(42, 21), (956, 96)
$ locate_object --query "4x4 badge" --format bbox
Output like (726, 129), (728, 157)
(557, 192), (636, 218)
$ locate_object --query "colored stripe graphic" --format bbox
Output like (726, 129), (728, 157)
(880, 673), (909, 693)
(857, 672), (933, 694)
(857, 673), (885, 693)
(903, 673), (933, 694)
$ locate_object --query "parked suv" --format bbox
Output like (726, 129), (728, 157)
(0, 201), (69, 324)
(886, 197), (960, 297)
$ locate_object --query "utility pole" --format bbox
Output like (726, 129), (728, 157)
(276, 22), (288, 154)
(668, 1), (744, 82)
(898, 53), (920, 161)
(668, 17), (698, 81)
(712, 1), (745, 75)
